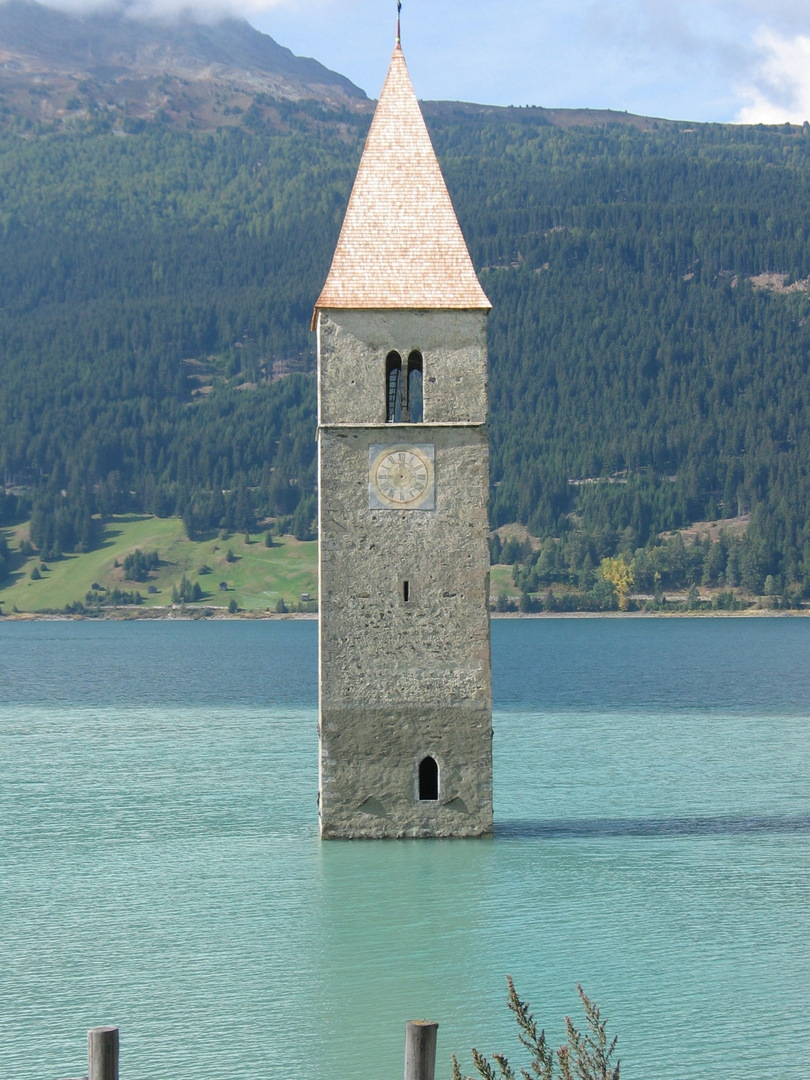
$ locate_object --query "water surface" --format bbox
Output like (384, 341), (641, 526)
(1, 618), (808, 1079)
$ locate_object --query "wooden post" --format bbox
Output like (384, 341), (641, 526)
(405, 1020), (438, 1080)
(88, 1026), (118, 1080)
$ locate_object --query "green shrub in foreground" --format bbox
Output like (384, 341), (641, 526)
(453, 977), (619, 1080)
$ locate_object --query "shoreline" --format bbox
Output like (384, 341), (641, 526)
(1, 607), (807, 622)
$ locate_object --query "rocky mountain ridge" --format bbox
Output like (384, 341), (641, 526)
(0, 0), (673, 134)
(0, 0), (367, 130)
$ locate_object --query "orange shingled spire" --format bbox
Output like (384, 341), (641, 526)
(313, 32), (490, 322)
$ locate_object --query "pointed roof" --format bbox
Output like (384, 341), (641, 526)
(314, 43), (490, 320)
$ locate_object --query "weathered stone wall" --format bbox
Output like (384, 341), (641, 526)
(318, 309), (488, 426)
(318, 423), (493, 838)
(319, 704), (492, 839)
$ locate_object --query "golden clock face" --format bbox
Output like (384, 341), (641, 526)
(369, 444), (435, 510)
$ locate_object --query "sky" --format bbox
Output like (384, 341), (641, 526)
(39, 0), (810, 124)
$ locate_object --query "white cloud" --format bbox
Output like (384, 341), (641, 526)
(28, 0), (304, 19)
(736, 29), (810, 123)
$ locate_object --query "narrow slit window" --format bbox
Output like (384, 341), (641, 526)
(386, 352), (402, 423)
(403, 580), (410, 603)
(407, 352), (423, 423)
(419, 756), (439, 801)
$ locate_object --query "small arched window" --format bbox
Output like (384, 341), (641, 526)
(386, 352), (403, 423)
(407, 351), (423, 424)
(418, 756), (439, 801)
(386, 350), (424, 423)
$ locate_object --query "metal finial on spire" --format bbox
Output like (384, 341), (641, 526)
(397, 1), (402, 47)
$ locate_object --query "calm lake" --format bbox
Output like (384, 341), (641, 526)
(1, 617), (809, 1080)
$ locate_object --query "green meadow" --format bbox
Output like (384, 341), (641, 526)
(0, 516), (317, 615)
(489, 564), (521, 601)
(0, 516), (525, 617)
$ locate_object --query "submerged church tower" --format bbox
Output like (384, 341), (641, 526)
(313, 26), (493, 838)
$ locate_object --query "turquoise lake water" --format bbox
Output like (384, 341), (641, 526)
(1, 617), (809, 1079)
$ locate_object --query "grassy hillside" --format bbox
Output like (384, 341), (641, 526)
(1, 513), (794, 617)
(0, 515), (316, 614)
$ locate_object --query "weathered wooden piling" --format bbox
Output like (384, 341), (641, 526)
(405, 1020), (438, 1080)
(88, 1026), (118, 1080)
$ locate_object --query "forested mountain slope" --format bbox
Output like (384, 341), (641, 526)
(1, 85), (810, 596)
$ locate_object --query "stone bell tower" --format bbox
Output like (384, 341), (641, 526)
(313, 27), (492, 839)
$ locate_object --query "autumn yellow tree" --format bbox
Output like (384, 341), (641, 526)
(599, 556), (635, 611)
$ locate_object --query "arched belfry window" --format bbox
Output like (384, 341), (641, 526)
(386, 350), (424, 423)
(386, 352), (403, 423)
(407, 352), (423, 424)
(418, 756), (439, 801)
